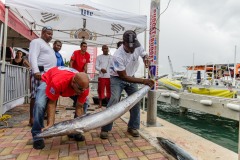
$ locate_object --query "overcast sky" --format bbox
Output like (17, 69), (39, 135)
(59, 0), (240, 76)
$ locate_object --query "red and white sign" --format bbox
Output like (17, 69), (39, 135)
(87, 46), (97, 79)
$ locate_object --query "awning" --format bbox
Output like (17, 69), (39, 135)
(5, 0), (147, 47)
(0, 1), (38, 48)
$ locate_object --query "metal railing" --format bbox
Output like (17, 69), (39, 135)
(0, 63), (30, 105)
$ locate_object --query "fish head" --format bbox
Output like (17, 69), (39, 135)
(36, 119), (84, 138)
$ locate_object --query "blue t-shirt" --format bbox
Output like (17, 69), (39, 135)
(55, 52), (64, 66)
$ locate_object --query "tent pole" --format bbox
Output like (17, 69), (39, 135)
(142, 30), (147, 113)
(0, 6), (9, 117)
(0, 23), (3, 61)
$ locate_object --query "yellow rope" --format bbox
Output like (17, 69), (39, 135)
(0, 115), (11, 127)
(0, 115), (11, 121)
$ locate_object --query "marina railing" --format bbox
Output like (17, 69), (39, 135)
(0, 63), (30, 105)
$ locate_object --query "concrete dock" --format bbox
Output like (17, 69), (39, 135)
(0, 96), (237, 160)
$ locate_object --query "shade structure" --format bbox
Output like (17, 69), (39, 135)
(0, 1), (38, 48)
(5, 0), (147, 47)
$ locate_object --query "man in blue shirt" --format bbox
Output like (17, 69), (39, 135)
(53, 40), (64, 66)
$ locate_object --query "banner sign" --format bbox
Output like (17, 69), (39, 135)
(149, 0), (160, 89)
(87, 46), (97, 79)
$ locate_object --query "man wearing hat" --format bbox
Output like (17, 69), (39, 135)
(100, 30), (155, 139)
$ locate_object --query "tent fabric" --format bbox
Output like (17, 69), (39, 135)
(0, 1), (38, 47)
(5, 0), (147, 47)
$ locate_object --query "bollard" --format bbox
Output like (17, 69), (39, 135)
(146, 90), (158, 126)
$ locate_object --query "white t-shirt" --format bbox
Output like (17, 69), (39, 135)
(110, 45), (146, 77)
(95, 54), (112, 78)
(29, 38), (57, 74)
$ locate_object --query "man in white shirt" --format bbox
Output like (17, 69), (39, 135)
(100, 30), (154, 139)
(95, 45), (112, 108)
(28, 26), (56, 149)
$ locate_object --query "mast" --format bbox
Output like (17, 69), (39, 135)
(168, 56), (174, 79)
(233, 45), (237, 86)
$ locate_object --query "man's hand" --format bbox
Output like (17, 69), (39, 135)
(42, 124), (53, 131)
(75, 102), (84, 117)
(34, 72), (41, 80)
(142, 79), (155, 88)
(143, 55), (151, 68)
(43, 100), (57, 132)
(101, 68), (107, 73)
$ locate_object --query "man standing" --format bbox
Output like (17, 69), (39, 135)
(31, 66), (89, 149)
(100, 30), (154, 139)
(28, 26), (56, 126)
(95, 45), (112, 108)
(53, 40), (64, 66)
(70, 42), (90, 73)
(70, 42), (90, 113)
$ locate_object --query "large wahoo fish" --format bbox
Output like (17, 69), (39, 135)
(157, 137), (197, 160)
(36, 83), (154, 138)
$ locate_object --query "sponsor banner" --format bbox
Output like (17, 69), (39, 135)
(149, 0), (160, 89)
(87, 46), (97, 79)
(149, 65), (158, 90)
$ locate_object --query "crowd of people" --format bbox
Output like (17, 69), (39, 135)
(12, 26), (154, 150)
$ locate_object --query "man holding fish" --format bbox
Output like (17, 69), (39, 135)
(31, 66), (89, 150)
(100, 30), (155, 139)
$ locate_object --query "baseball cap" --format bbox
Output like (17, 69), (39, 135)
(123, 30), (141, 48)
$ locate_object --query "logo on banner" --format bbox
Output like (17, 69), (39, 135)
(111, 24), (124, 33)
(70, 28), (97, 41)
(40, 12), (58, 23)
(72, 4), (99, 16)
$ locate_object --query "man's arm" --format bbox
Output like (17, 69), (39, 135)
(95, 56), (101, 71)
(42, 100), (57, 131)
(75, 102), (84, 117)
(95, 56), (106, 73)
(69, 59), (74, 68)
(117, 70), (154, 87)
(84, 63), (88, 73)
(29, 40), (41, 74)
(29, 40), (42, 80)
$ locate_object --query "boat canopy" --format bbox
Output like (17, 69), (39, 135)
(5, 0), (147, 47)
(186, 63), (240, 74)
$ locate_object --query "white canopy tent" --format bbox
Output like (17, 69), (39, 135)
(5, 0), (147, 47)
(0, 0), (147, 116)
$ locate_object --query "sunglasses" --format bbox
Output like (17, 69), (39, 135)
(73, 77), (89, 92)
(42, 26), (53, 31)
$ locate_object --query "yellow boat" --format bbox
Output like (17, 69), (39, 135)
(158, 78), (237, 98)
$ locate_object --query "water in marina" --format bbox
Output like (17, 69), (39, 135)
(156, 102), (238, 153)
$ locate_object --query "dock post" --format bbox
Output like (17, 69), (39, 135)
(146, 90), (158, 126)
(238, 112), (240, 160)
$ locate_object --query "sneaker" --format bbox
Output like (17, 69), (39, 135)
(127, 128), (139, 137)
(74, 133), (85, 141)
(33, 139), (45, 150)
(100, 131), (108, 139)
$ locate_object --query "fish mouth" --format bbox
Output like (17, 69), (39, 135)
(156, 137), (164, 142)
